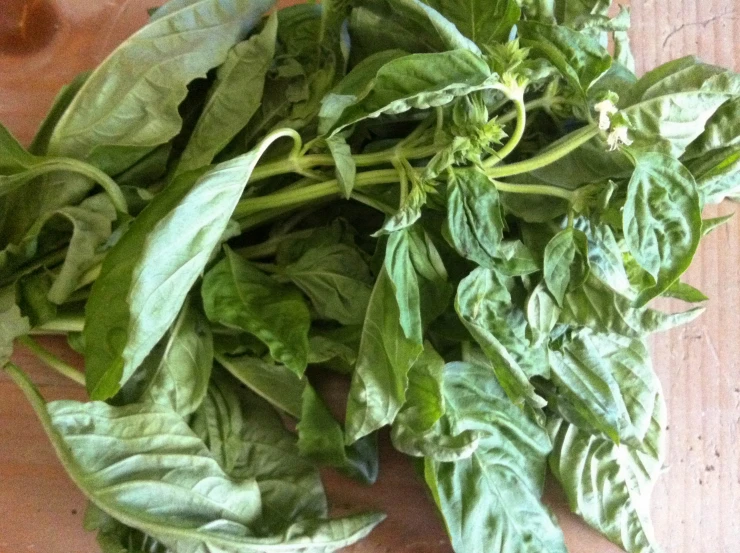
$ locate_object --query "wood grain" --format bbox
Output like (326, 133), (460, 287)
(0, 1), (738, 552)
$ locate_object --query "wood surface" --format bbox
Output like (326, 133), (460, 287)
(0, 1), (738, 552)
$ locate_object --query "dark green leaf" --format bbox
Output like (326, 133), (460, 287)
(423, 0), (521, 47)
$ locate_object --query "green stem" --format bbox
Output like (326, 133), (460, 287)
(234, 169), (400, 216)
(16, 336), (85, 386)
(31, 315), (85, 334)
(10, 158), (129, 213)
(487, 125), (600, 179)
(484, 97), (526, 168)
(491, 179), (576, 202)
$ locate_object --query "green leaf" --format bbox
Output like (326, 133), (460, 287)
(115, 297), (213, 417)
(549, 329), (659, 445)
(345, 266), (424, 442)
(46, 0), (275, 175)
(385, 229), (424, 343)
(562, 274), (704, 336)
(84, 505), (167, 553)
(347, 0), (480, 59)
(326, 135), (356, 198)
(619, 62), (740, 158)
(29, 72), (89, 156)
(0, 287), (30, 365)
(689, 146), (740, 205)
(445, 168), (504, 268)
(543, 228), (590, 305)
(176, 13), (279, 175)
(577, 220), (632, 296)
(423, 0), (521, 47)
(321, 49), (496, 135)
(424, 362), (567, 553)
(702, 213), (734, 236)
(278, 240), (373, 326)
(623, 152), (702, 306)
(297, 386), (379, 484)
(455, 267), (547, 408)
(526, 282), (561, 346)
(84, 130), (294, 400)
(216, 350), (305, 419)
(7, 365), (382, 553)
(548, 387), (666, 553)
(203, 248), (310, 376)
(662, 281), (707, 303)
(518, 21), (612, 94)
(0, 122), (37, 175)
(685, 96), (740, 159)
(391, 345), (479, 461)
(307, 326), (360, 373)
(192, 373), (327, 532)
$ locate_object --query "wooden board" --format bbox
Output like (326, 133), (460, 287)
(0, 1), (738, 552)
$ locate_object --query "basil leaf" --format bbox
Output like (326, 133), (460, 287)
(47, 0), (275, 175)
(543, 227), (590, 305)
(0, 287), (30, 364)
(298, 385), (379, 484)
(424, 362), (567, 553)
(84, 131), (294, 400)
(455, 268), (547, 408)
(689, 145), (740, 205)
(391, 346), (480, 461)
(549, 329), (659, 445)
(548, 388), (666, 553)
(623, 152), (702, 306)
(326, 134), (356, 198)
(345, 266), (424, 443)
(445, 168), (504, 268)
(385, 228), (424, 343)
(29, 72), (89, 156)
(8, 366), (383, 553)
(176, 13), (279, 175)
(192, 373), (327, 532)
(423, 0), (521, 48)
(321, 49), (496, 135)
(518, 20), (612, 94)
(278, 240), (373, 326)
(347, 0), (480, 59)
(203, 248), (310, 376)
(115, 297), (213, 417)
(684, 96), (740, 159)
(562, 274), (704, 336)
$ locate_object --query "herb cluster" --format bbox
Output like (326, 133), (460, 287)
(2, 0), (739, 552)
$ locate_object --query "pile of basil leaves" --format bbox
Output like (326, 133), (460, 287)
(2, 0), (738, 551)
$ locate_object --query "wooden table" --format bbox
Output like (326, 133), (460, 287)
(1, 1), (738, 552)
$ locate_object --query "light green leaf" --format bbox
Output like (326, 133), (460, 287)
(549, 329), (659, 445)
(385, 228), (424, 343)
(662, 281), (708, 303)
(685, 96), (740, 159)
(455, 267), (547, 408)
(347, 0), (480, 59)
(115, 297), (213, 417)
(7, 365), (382, 553)
(445, 168), (504, 268)
(562, 274), (704, 336)
(526, 282), (561, 346)
(623, 152), (702, 306)
(326, 135), (356, 198)
(345, 266), (424, 442)
(47, 0), (275, 175)
(191, 373), (327, 532)
(29, 72), (89, 155)
(278, 241), (373, 326)
(543, 227), (590, 305)
(215, 351), (304, 419)
(203, 248), (310, 376)
(176, 13), (279, 175)
(549, 387), (666, 553)
(84, 130), (294, 400)
(619, 63), (740, 158)
(423, 0), (521, 47)
(702, 213), (734, 236)
(391, 346), (479, 461)
(518, 20), (612, 94)
(321, 49), (496, 134)
(298, 386), (379, 484)
(425, 362), (567, 553)
(689, 146), (740, 205)
(0, 287), (30, 364)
